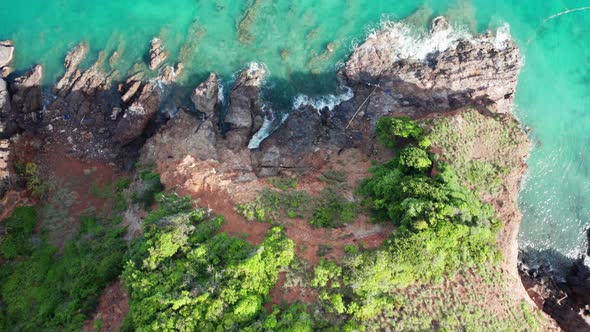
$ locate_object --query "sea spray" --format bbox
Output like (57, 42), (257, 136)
(291, 86), (354, 113)
(248, 104), (288, 149)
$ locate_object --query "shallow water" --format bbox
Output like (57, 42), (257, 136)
(2, 0), (590, 266)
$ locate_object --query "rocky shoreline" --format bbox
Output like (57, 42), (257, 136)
(0, 16), (581, 330)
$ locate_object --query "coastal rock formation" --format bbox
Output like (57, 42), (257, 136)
(342, 16), (520, 122)
(253, 17), (521, 177)
(224, 64), (266, 149)
(142, 109), (218, 162)
(10, 65), (43, 131)
(113, 82), (161, 145)
(0, 139), (10, 198)
(0, 40), (14, 77)
(148, 37), (169, 71)
(0, 78), (15, 138)
(191, 73), (219, 118)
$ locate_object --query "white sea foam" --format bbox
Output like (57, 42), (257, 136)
(217, 80), (225, 105)
(493, 23), (512, 51)
(292, 87), (354, 112)
(248, 104), (288, 149)
(371, 20), (472, 62)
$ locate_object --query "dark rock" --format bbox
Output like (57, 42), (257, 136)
(0, 78), (16, 138)
(224, 64), (266, 149)
(0, 41), (14, 69)
(191, 73), (219, 117)
(10, 65), (43, 130)
(113, 82), (161, 145)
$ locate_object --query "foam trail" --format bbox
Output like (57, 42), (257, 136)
(372, 20), (472, 62)
(248, 104), (288, 149)
(493, 23), (512, 51)
(292, 86), (353, 112)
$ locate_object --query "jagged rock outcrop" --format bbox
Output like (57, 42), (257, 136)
(142, 109), (217, 162)
(191, 73), (219, 118)
(0, 40), (14, 77)
(148, 37), (169, 71)
(342, 16), (520, 123)
(252, 17), (522, 176)
(0, 139), (10, 198)
(10, 65), (43, 131)
(0, 78), (15, 138)
(224, 65), (266, 149)
(113, 82), (161, 145)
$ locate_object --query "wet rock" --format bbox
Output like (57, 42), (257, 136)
(148, 37), (169, 71)
(0, 41), (14, 69)
(10, 65), (43, 130)
(158, 63), (183, 84)
(113, 82), (161, 145)
(191, 73), (219, 117)
(54, 42), (89, 95)
(224, 65), (266, 149)
(431, 16), (450, 33)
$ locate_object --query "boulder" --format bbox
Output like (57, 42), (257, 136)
(224, 64), (266, 149)
(54, 42), (89, 95)
(191, 73), (219, 117)
(142, 109), (218, 162)
(0, 78), (15, 138)
(0, 41), (14, 68)
(10, 65), (43, 130)
(113, 82), (161, 145)
(148, 37), (169, 71)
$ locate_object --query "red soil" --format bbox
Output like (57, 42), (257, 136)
(83, 281), (129, 332)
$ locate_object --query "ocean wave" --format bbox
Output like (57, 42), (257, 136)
(292, 86), (354, 112)
(371, 19), (472, 62)
(248, 104), (288, 149)
(493, 23), (512, 51)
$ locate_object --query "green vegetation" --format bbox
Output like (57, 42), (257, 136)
(14, 161), (48, 197)
(131, 170), (163, 208)
(0, 210), (126, 331)
(318, 170), (348, 185)
(269, 176), (298, 190)
(122, 194), (296, 331)
(237, 188), (312, 222)
(0, 206), (37, 259)
(302, 117), (505, 324)
(427, 110), (526, 196)
(310, 187), (358, 228)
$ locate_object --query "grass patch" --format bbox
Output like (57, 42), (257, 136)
(269, 177), (298, 190)
(310, 187), (358, 228)
(236, 188), (313, 222)
(427, 110), (526, 196)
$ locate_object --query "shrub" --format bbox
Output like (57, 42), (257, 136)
(0, 210), (126, 331)
(123, 196), (295, 331)
(310, 187), (358, 228)
(375, 116), (425, 148)
(0, 206), (37, 259)
(269, 177), (298, 190)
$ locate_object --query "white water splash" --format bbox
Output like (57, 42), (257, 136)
(248, 104), (288, 149)
(217, 80), (225, 105)
(493, 23), (512, 51)
(292, 87), (354, 112)
(371, 20), (472, 62)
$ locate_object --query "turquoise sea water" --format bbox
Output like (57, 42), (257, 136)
(2, 1), (590, 265)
